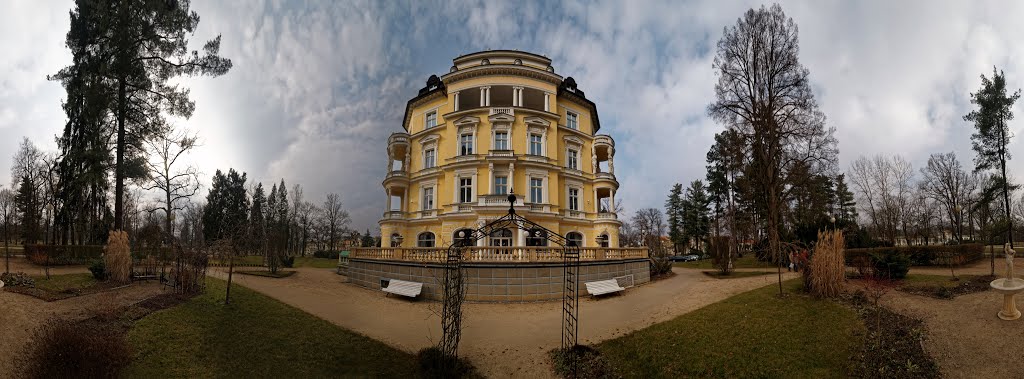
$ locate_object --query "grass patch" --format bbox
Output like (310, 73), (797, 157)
(597, 280), (863, 378)
(236, 270), (297, 278)
(125, 278), (417, 378)
(897, 274), (993, 299)
(701, 270), (773, 279)
(674, 254), (772, 270)
(293, 256), (338, 269)
(6, 273), (117, 301)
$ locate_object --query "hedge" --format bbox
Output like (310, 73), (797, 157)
(845, 243), (983, 267)
(25, 244), (105, 266)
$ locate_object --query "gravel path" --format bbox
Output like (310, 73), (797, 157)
(211, 266), (797, 378)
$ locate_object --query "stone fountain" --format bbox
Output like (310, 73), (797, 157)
(990, 243), (1024, 320)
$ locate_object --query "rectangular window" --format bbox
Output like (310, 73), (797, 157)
(529, 134), (543, 155)
(459, 177), (473, 203)
(567, 149), (578, 170)
(566, 111), (578, 130)
(568, 188), (579, 211)
(494, 131), (509, 150)
(530, 178), (543, 203)
(494, 176), (508, 195)
(425, 111), (437, 129)
(422, 187), (434, 210)
(424, 149), (435, 168)
(460, 134), (474, 155)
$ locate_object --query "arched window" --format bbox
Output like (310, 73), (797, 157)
(417, 232), (435, 248)
(598, 233), (610, 248)
(390, 233), (403, 247)
(566, 232), (583, 247)
(489, 228), (512, 247)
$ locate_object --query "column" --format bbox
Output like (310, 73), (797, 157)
(610, 189), (616, 213)
(609, 155), (615, 174)
(454, 92), (460, 111)
(488, 163), (494, 195)
(508, 163), (515, 195)
(485, 87), (491, 106)
(480, 87), (487, 107)
(519, 89), (524, 108)
(386, 190), (392, 212)
(471, 173), (478, 202)
(404, 152), (410, 172)
(544, 93), (550, 112)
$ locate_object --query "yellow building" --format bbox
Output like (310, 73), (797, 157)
(381, 50), (620, 249)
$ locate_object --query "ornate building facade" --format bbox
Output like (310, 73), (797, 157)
(380, 50), (620, 249)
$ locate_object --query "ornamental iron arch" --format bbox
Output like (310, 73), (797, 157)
(439, 191), (581, 367)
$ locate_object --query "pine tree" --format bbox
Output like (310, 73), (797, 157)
(15, 174), (40, 244)
(361, 229), (375, 247)
(665, 184), (684, 253)
(249, 183), (266, 255)
(682, 180), (711, 251)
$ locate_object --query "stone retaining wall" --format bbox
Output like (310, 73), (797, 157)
(343, 258), (650, 302)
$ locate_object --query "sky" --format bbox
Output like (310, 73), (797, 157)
(2, 0), (1024, 232)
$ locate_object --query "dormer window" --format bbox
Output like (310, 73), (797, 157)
(566, 111), (578, 130)
(425, 110), (437, 129)
(514, 59), (522, 65)
(481, 58), (490, 65)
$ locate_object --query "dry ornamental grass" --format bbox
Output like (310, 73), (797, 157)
(810, 230), (845, 298)
(104, 230), (132, 283)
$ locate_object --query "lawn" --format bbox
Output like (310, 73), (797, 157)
(32, 273), (98, 292)
(674, 254), (774, 270)
(125, 278), (416, 378)
(293, 256), (338, 269)
(598, 279), (864, 378)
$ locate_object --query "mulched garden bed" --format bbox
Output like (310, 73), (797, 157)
(899, 275), (995, 299)
(6, 280), (131, 302)
(236, 270), (296, 278)
(844, 292), (941, 378)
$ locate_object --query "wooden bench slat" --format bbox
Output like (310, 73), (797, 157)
(585, 279), (625, 297)
(382, 279), (423, 298)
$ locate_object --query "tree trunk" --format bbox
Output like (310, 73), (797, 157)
(114, 78), (126, 231)
(225, 246), (235, 305)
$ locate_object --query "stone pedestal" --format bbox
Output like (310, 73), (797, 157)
(991, 278), (1024, 321)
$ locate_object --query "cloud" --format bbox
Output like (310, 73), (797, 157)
(3, 0), (1024, 232)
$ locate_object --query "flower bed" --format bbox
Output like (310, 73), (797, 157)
(845, 243), (983, 267)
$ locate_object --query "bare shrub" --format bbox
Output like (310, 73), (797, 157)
(25, 318), (131, 379)
(171, 244), (208, 295)
(103, 230), (132, 283)
(809, 230), (845, 298)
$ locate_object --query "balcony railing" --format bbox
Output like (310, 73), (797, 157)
(382, 210), (404, 220)
(388, 133), (410, 145)
(594, 134), (614, 148)
(346, 246), (649, 263)
(488, 149), (514, 158)
(478, 194), (525, 207)
(597, 212), (617, 220)
(385, 170), (408, 180)
(453, 203), (474, 212)
(563, 209), (585, 219)
(595, 172), (615, 181)
(489, 107), (514, 117)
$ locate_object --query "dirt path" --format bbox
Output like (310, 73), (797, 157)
(211, 267), (796, 378)
(0, 280), (165, 378)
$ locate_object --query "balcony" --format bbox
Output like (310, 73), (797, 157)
(489, 107), (514, 117)
(597, 212), (618, 220)
(478, 194), (525, 207)
(453, 203), (474, 213)
(488, 150), (514, 159)
(382, 210), (405, 220)
(414, 209), (438, 219)
(383, 170), (409, 187)
(348, 246), (649, 263)
(562, 209), (585, 219)
(594, 134), (614, 148)
(388, 133), (410, 146)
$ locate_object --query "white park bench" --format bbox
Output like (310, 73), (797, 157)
(584, 278), (626, 297)
(382, 279), (423, 298)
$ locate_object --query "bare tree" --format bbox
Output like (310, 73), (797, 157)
(140, 127), (201, 244)
(322, 193), (350, 252)
(708, 4), (837, 294)
(920, 152), (972, 244)
(848, 155), (913, 245)
(631, 208), (666, 255)
(1, 188), (16, 273)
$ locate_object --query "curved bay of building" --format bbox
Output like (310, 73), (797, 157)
(381, 50), (621, 250)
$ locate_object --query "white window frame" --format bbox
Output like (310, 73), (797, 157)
(529, 133), (543, 156)
(494, 131), (509, 150)
(494, 175), (508, 195)
(568, 187), (580, 211)
(566, 111), (578, 130)
(459, 133), (474, 155)
(529, 177), (544, 203)
(567, 148), (579, 170)
(459, 177), (473, 203)
(423, 148), (435, 169)
(424, 110), (437, 129)
(422, 186), (434, 210)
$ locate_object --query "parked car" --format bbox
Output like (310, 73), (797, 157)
(670, 254), (700, 262)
